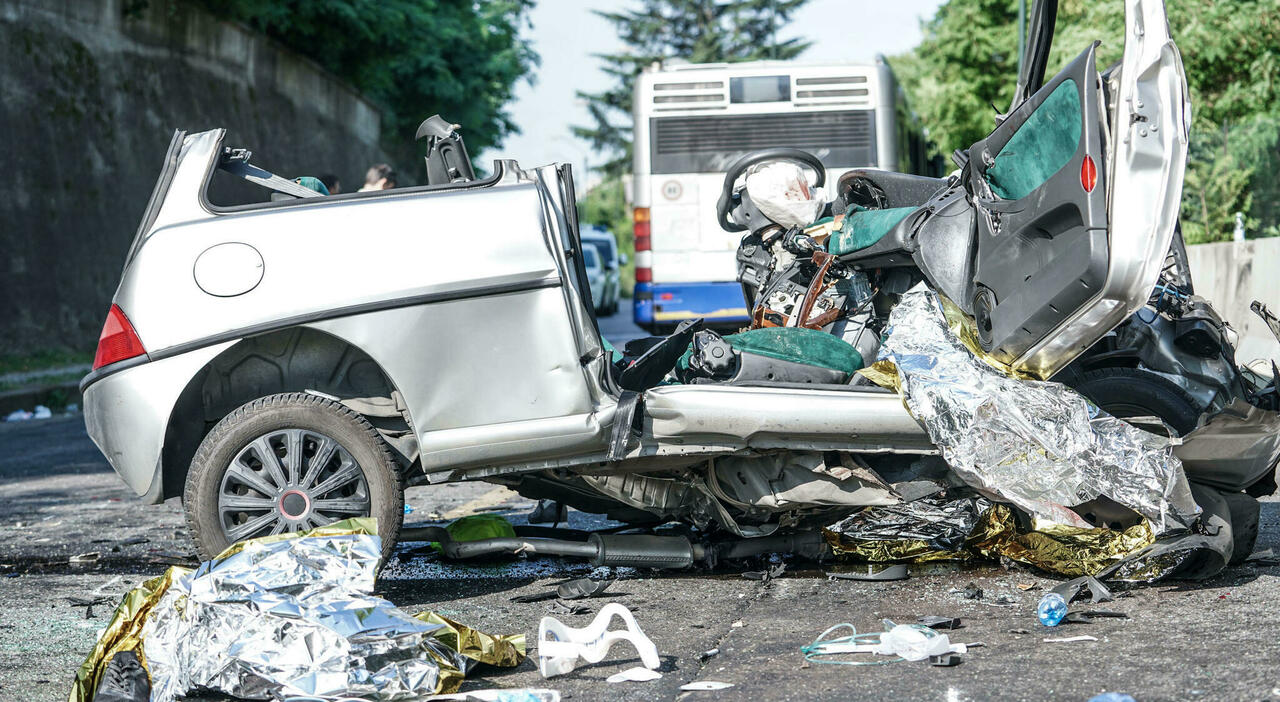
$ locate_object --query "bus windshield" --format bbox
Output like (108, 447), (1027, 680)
(629, 60), (934, 333)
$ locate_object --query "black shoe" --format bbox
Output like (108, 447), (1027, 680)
(94, 650), (150, 702)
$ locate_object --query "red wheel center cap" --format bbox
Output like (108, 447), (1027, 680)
(279, 489), (310, 519)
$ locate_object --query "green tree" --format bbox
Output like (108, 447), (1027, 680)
(893, 0), (1280, 242)
(183, 0), (538, 159)
(575, 0), (811, 179)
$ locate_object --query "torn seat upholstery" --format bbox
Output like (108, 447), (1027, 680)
(827, 205), (918, 256)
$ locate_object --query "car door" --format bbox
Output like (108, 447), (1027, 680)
(963, 0), (1189, 379)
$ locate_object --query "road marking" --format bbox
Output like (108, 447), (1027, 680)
(441, 485), (516, 519)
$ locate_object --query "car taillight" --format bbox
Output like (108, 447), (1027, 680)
(633, 207), (652, 282)
(92, 304), (146, 370)
(1080, 155), (1097, 193)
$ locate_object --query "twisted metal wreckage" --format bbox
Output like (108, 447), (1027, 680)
(70, 0), (1280, 698)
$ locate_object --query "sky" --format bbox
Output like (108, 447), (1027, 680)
(484, 0), (947, 186)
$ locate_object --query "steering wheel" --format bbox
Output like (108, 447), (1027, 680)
(716, 148), (827, 233)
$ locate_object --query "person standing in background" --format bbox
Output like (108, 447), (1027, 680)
(319, 174), (342, 194)
(358, 164), (396, 191)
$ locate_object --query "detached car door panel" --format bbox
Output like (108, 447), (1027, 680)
(966, 42), (1110, 377)
(964, 0), (1189, 380)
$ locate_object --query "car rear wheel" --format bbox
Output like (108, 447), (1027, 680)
(184, 392), (404, 560)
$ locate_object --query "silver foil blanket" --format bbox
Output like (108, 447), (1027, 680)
(142, 533), (460, 701)
(826, 495), (990, 552)
(878, 286), (1199, 533)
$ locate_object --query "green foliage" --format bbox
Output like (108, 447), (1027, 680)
(1182, 124), (1254, 244)
(184, 0), (538, 156)
(575, 0), (812, 178)
(0, 349), (90, 376)
(894, 0), (1280, 242)
(578, 178), (636, 296)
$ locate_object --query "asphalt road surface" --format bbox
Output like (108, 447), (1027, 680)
(3, 308), (1279, 702)
(597, 297), (650, 349)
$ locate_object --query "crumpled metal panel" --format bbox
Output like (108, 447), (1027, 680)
(143, 532), (447, 701)
(1174, 399), (1280, 492)
(876, 285), (1199, 533)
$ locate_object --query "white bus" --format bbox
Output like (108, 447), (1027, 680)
(631, 58), (934, 332)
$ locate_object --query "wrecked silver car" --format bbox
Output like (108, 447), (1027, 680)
(83, 0), (1277, 581)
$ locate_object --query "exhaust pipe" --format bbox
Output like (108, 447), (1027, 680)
(399, 526), (827, 569)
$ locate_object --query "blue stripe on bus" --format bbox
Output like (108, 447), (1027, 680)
(632, 281), (750, 327)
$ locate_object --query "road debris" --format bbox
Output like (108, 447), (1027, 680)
(1246, 548), (1280, 566)
(917, 616), (961, 630)
(1037, 592), (1068, 627)
(557, 577), (613, 599)
(929, 653), (962, 667)
(1064, 610), (1130, 623)
(698, 647), (720, 663)
(1051, 575), (1113, 604)
(537, 603), (659, 678)
(69, 551), (100, 565)
(680, 681), (735, 691)
(67, 596), (111, 619)
(5, 405), (52, 422)
(606, 666), (663, 683)
(548, 600), (590, 616)
(802, 621), (967, 666)
(827, 563), (909, 581)
(743, 560), (787, 582)
(1043, 635), (1098, 643)
(431, 690), (561, 702)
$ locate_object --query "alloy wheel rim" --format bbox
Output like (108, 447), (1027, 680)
(217, 428), (370, 542)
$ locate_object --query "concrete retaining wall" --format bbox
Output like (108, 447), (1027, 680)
(0, 0), (390, 356)
(1186, 238), (1280, 367)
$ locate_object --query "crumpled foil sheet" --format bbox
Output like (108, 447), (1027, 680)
(825, 499), (1158, 577)
(824, 495), (989, 562)
(971, 504), (1156, 577)
(871, 285), (1200, 533)
(69, 519), (524, 702)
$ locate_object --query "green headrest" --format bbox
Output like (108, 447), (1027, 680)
(827, 206), (916, 256)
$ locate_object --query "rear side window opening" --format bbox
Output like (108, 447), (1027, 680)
(200, 130), (504, 213)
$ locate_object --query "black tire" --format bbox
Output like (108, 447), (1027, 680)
(1067, 367), (1203, 436)
(184, 392), (404, 561)
(1223, 491), (1261, 565)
